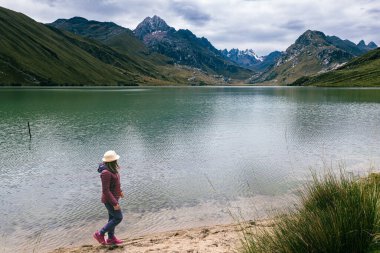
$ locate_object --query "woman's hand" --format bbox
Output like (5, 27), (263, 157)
(120, 192), (124, 198)
(113, 204), (121, 210)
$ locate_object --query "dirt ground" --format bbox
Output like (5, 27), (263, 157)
(50, 220), (274, 253)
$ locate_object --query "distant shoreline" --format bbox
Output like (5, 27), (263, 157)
(2, 85), (380, 89)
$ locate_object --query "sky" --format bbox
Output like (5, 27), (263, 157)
(0, 0), (379, 55)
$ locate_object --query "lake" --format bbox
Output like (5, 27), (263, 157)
(1, 87), (380, 252)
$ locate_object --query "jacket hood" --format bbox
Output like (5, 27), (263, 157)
(98, 163), (108, 173)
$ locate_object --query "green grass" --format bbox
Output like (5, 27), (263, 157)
(242, 171), (380, 253)
(0, 6), (145, 86)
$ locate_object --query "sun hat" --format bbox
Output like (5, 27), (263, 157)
(102, 150), (120, 162)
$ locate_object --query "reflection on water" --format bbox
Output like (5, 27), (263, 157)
(0, 87), (380, 252)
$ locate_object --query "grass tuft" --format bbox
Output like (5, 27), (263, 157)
(242, 171), (380, 253)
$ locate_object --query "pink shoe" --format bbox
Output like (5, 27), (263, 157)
(93, 231), (106, 245)
(106, 236), (123, 245)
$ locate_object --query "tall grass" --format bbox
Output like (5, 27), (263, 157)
(242, 171), (380, 253)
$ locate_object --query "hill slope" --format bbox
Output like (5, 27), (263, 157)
(0, 7), (170, 85)
(291, 47), (380, 86)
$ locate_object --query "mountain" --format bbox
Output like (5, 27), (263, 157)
(325, 36), (365, 56)
(134, 15), (174, 40)
(221, 49), (282, 71)
(0, 6), (160, 86)
(133, 16), (253, 79)
(259, 51), (283, 71)
(221, 48), (262, 66)
(357, 40), (378, 51)
(0, 7), (234, 86)
(51, 17), (132, 42)
(249, 30), (375, 85)
(48, 16), (172, 68)
(291, 47), (380, 86)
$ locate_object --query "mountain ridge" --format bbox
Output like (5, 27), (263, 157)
(221, 48), (282, 71)
(50, 14), (253, 82)
(48, 16), (150, 58)
(249, 30), (377, 85)
(291, 47), (380, 86)
(1, 5), (378, 86)
(132, 15), (253, 79)
(0, 7), (228, 86)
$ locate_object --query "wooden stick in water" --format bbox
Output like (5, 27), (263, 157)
(28, 121), (32, 139)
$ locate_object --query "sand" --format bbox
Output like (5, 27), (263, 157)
(50, 220), (274, 253)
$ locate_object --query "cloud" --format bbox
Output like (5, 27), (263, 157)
(0, 0), (379, 55)
(170, 1), (211, 26)
(282, 20), (305, 31)
(40, 0), (60, 7)
(367, 8), (380, 14)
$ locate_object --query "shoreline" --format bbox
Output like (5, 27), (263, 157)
(2, 85), (380, 90)
(50, 220), (274, 253)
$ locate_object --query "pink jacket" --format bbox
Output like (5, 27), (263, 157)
(100, 169), (122, 206)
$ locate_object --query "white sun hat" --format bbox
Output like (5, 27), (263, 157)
(102, 150), (120, 162)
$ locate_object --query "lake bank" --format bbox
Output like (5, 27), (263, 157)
(50, 220), (274, 253)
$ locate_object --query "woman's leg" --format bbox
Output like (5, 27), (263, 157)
(107, 210), (115, 238)
(100, 203), (123, 238)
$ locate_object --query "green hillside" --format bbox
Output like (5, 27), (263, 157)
(0, 7), (208, 86)
(0, 7), (143, 85)
(292, 47), (380, 87)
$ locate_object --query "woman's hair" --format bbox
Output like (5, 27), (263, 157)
(105, 160), (119, 174)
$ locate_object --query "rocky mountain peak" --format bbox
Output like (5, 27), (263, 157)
(357, 40), (377, 51)
(357, 40), (366, 48)
(220, 48), (280, 71)
(295, 30), (327, 47)
(222, 48), (261, 60)
(250, 30), (360, 85)
(368, 41), (378, 49)
(134, 15), (172, 40)
(358, 40), (378, 50)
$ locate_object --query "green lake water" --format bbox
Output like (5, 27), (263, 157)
(1, 87), (380, 252)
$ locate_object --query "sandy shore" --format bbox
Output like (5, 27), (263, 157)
(50, 220), (274, 253)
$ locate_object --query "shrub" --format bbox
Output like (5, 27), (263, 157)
(242, 171), (380, 253)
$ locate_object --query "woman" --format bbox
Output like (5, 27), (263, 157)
(93, 150), (124, 245)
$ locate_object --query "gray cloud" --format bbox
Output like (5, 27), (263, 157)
(211, 27), (288, 42)
(0, 0), (379, 55)
(282, 20), (305, 31)
(62, 0), (126, 18)
(367, 8), (380, 14)
(42, 0), (60, 7)
(170, 1), (211, 26)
